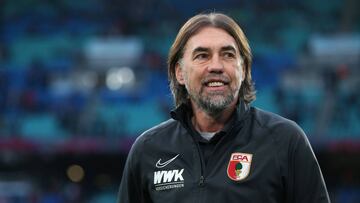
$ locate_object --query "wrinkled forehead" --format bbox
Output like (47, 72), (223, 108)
(184, 26), (239, 55)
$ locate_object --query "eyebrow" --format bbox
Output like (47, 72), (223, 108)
(192, 47), (210, 54)
(220, 45), (237, 53)
(192, 45), (237, 54)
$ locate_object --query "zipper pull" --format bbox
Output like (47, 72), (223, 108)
(199, 176), (205, 187)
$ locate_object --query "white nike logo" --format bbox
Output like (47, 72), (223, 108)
(155, 154), (180, 168)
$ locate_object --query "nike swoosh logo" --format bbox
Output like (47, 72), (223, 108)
(155, 154), (180, 168)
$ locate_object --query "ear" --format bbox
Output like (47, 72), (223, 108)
(242, 65), (246, 82)
(241, 61), (246, 82)
(175, 63), (185, 85)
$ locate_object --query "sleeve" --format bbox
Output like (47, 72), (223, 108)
(286, 124), (331, 203)
(117, 139), (148, 203)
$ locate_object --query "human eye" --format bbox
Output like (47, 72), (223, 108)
(194, 53), (209, 61)
(223, 51), (236, 59)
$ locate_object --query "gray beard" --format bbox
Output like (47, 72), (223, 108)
(188, 88), (235, 117)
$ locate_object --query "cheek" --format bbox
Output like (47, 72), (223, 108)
(231, 66), (243, 85)
(185, 67), (202, 82)
(183, 69), (196, 87)
(239, 70), (244, 83)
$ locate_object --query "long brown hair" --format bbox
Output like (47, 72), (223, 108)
(168, 12), (256, 107)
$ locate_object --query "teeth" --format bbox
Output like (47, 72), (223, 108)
(208, 82), (224, 87)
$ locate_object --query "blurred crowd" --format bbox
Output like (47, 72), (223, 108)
(0, 0), (359, 202)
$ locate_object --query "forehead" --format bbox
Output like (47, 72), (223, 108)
(184, 26), (238, 53)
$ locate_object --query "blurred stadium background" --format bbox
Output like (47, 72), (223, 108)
(0, 0), (359, 202)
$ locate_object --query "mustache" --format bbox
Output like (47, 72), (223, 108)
(201, 73), (230, 85)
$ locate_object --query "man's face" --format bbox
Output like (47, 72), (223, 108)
(176, 26), (244, 115)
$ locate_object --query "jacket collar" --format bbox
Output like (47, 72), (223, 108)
(170, 100), (250, 129)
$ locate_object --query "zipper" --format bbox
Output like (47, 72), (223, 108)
(199, 175), (205, 187)
(193, 137), (206, 183)
(184, 121), (207, 186)
(191, 134), (206, 203)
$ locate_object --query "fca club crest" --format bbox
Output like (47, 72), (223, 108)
(227, 152), (253, 181)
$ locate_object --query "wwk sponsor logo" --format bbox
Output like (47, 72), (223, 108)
(153, 154), (184, 191)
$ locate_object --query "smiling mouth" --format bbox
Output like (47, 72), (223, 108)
(202, 75), (230, 90)
(204, 78), (230, 88)
(207, 81), (225, 87)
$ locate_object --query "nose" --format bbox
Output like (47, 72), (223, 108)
(207, 55), (224, 73)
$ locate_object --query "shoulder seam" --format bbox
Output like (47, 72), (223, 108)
(138, 119), (178, 143)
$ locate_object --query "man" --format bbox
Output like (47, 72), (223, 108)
(117, 12), (330, 203)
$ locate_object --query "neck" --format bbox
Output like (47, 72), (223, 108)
(191, 101), (236, 132)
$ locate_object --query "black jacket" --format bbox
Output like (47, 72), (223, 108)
(117, 103), (330, 203)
